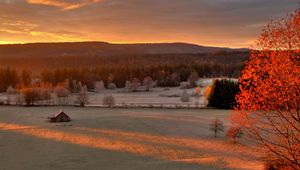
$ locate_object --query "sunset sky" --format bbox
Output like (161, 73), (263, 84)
(0, 0), (298, 47)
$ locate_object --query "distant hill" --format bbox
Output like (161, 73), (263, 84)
(0, 42), (248, 58)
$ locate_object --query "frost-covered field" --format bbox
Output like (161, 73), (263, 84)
(0, 87), (207, 107)
(0, 107), (262, 170)
(88, 87), (206, 106)
(0, 78), (239, 108)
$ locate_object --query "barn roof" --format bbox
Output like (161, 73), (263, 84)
(49, 109), (67, 118)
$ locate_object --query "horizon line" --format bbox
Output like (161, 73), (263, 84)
(0, 40), (249, 49)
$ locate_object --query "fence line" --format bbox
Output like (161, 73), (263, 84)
(1, 100), (207, 109)
(86, 103), (206, 109)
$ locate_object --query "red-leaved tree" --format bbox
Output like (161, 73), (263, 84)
(234, 9), (300, 169)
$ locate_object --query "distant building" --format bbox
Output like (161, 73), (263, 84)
(49, 110), (71, 122)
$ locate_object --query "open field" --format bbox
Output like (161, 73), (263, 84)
(88, 87), (206, 107)
(0, 86), (208, 107)
(0, 107), (263, 170)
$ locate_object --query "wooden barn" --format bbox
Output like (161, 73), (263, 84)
(49, 110), (71, 122)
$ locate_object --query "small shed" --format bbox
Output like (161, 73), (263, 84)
(49, 110), (71, 122)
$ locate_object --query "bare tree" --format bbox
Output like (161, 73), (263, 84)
(40, 88), (52, 105)
(188, 71), (199, 87)
(55, 86), (70, 105)
(143, 76), (153, 91)
(71, 80), (79, 93)
(16, 92), (23, 106)
(125, 80), (131, 91)
(78, 81), (83, 92)
(20, 87), (40, 106)
(210, 118), (224, 138)
(103, 94), (115, 108)
(6, 86), (15, 105)
(131, 78), (141, 92)
(77, 86), (88, 107)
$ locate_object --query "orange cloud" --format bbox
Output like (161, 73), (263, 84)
(29, 31), (85, 41)
(0, 28), (24, 34)
(0, 18), (85, 42)
(26, 0), (103, 10)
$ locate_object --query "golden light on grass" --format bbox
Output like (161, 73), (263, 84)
(74, 126), (263, 169)
(74, 126), (257, 157)
(0, 122), (263, 170)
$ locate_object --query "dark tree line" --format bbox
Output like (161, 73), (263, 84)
(0, 51), (248, 72)
(0, 62), (243, 92)
(0, 68), (18, 92)
(39, 62), (242, 90)
(0, 51), (248, 92)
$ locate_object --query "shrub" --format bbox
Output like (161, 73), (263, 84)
(94, 80), (105, 93)
(165, 77), (180, 87)
(226, 126), (243, 143)
(103, 95), (115, 107)
(107, 83), (117, 90)
(180, 82), (191, 89)
(208, 79), (239, 109)
(180, 90), (190, 102)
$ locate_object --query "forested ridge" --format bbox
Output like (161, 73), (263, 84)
(0, 42), (249, 92)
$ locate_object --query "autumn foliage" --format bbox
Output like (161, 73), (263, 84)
(18, 82), (53, 106)
(226, 126), (243, 144)
(234, 10), (300, 169)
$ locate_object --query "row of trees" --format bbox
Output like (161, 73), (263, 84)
(0, 50), (248, 73)
(0, 61), (243, 93)
(5, 82), (89, 106)
(39, 63), (239, 89)
(0, 66), (209, 93)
